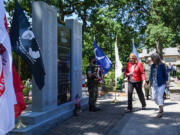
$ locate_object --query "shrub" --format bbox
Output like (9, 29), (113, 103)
(22, 79), (32, 105)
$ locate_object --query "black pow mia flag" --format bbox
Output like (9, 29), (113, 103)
(10, 0), (45, 89)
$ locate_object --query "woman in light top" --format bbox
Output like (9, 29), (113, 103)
(149, 53), (168, 118)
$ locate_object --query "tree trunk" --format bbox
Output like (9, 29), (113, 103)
(155, 40), (163, 59)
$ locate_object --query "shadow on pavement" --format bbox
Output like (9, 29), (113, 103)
(164, 102), (178, 106)
(44, 95), (180, 135)
(44, 99), (127, 135)
(109, 105), (180, 135)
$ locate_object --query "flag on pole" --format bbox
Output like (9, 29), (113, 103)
(94, 41), (112, 74)
(3, 8), (26, 118)
(13, 64), (26, 118)
(10, 0), (45, 89)
(115, 40), (122, 85)
(132, 43), (140, 61)
(0, 1), (17, 134)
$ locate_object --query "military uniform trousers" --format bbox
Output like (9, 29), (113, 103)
(88, 85), (98, 107)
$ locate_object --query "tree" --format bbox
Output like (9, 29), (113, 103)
(143, 0), (179, 58)
(6, 0), (180, 81)
(145, 23), (175, 58)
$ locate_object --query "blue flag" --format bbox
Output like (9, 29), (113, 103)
(94, 41), (112, 74)
(132, 43), (140, 61)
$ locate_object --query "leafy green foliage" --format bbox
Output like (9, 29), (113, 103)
(22, 79), (32, 104)
(144, 0), (180, 57)
(4, 0), (180, 88)
(12, 52), (32, 80)
(116, 75), (124, 90)
(103, 71), (115, 91)
(145, 23), (175, 49)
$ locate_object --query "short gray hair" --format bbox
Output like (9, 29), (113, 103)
(151, 53), (161, 64)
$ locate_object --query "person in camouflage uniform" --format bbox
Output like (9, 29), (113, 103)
(144, 57), (152, 100)
(86, 56), (100, 112)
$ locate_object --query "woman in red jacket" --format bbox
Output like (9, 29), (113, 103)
(125, 53), (146, 112)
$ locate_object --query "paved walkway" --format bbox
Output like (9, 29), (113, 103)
(109, 95), (180, 135)
(44, 93), (126, 135)
(44, 93), (180, 135)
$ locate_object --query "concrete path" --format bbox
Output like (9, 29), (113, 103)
(44, 93), (126, 135)
(44, 93), (180, 135)
(109, 95), (180, 135)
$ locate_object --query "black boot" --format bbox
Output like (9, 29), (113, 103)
(94, 107), (101, 111)
(89, 105), (97, 112)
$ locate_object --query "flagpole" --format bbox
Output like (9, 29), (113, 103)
(113, 36), (118, 103)
(132, 38), (135, 45)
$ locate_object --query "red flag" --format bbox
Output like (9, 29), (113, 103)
(0, 69), (5, 97)
(13, 64), (26, 118)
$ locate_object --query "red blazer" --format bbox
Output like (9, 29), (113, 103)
(125, 62), (145, 82)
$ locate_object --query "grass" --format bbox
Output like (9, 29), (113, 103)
(176, 83), (180, 88)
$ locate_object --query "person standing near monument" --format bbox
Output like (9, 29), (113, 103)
(149, 53), (168, 118)
(144, 57), (152, 100)
(86, 56), (100, 112)
(125, 53), (146, 112)
(172, 64), (177, 76)
(167, 63), (172, 76)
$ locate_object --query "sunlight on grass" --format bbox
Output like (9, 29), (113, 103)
(176, 84), (180, 88)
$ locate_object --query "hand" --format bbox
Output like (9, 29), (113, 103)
(127, 72), (133, 77)
(142, 81), (146, 87)
(166, 81), (169, 88)
(147, 83), (151, 89)
(93, 72), (97, 76)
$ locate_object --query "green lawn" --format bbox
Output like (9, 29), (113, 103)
(176, 84), (180, 88)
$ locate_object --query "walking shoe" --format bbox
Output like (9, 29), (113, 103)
(142, 106), (146, 110)
(156, 112), (163, 118)
(89, 106), (99, 112)
(89, 108), (98, 112)
(125, 109), (132, 113)
(94, 107), (101, 111)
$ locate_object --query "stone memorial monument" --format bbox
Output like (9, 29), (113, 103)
(9, 1), (88, 135)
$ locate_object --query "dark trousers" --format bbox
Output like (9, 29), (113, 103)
(144, 80), (151, 98)
(88, 86), (98, 108)
(173, 70), (176, 76)
(128, 81), (146, 110)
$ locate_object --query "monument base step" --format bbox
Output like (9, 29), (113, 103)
(8, 97), (88, 135)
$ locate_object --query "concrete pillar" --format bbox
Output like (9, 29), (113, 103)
(9, 4), (88, 135)
(65, 19), (82, 100)
(32, 1), (58, 112)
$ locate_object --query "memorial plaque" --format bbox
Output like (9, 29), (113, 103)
(58, 25), (71, 105)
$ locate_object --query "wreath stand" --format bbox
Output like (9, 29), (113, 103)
(15, 117), (26, 129)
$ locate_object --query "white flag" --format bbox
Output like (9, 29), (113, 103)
(0, 1), (17, 135)
(115, 39), (122, 85)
